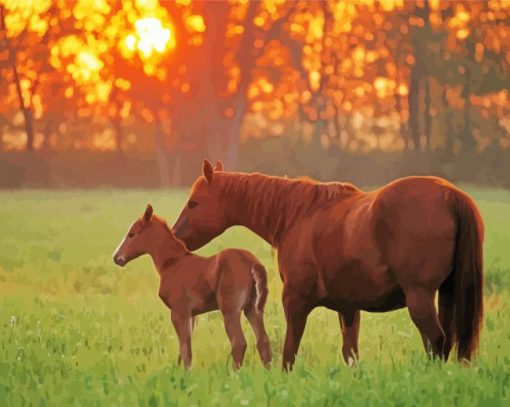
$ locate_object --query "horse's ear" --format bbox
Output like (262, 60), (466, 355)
(202, 159), (214, 184)
(143, 203), (153, 222)
(214, 160), (224, 172)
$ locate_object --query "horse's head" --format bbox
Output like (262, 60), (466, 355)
(172, 159), (229, 250)
(113, 204), (179, 267)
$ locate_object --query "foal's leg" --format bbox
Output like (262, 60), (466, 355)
(171, 310), (193, 369)
(338, 310), (360, 365)
(245, 307), (272, 367)
(406, 288), (445, 358)
(282, 290), (312, 371)
(222, 311), (247, 370)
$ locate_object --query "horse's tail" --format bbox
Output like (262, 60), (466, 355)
(441, 189), (484, 360)
(251, 263), (268, 313)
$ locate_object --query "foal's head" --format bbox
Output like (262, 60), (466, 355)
(172, 159), (230, 250)
(113, 204), (185, 267)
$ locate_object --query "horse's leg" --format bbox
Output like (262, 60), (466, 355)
(245, 306), (272, 367)
(406, 288), (445, 358)
(338, 310), (360, 365)
(282, 291), (312, 371)
(171, 310), (192, 369)
(222, 311), (247, 370)
(438, 273), (455, 360)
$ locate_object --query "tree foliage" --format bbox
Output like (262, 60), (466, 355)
(0, 0), (509, 169)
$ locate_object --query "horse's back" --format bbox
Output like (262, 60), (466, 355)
(303, 176), (461, 303)
(372, 175), (458, 238)
(371, 176), (462, 288)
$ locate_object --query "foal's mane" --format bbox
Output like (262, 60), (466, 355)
(221, 172), (359, 243)
(153, 215), (190, 254)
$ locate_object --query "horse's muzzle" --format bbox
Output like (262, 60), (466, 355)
(172, 217), (189, 239)
(113, 254), (126, 267)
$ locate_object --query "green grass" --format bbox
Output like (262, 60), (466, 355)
(1, 187), (510, 406)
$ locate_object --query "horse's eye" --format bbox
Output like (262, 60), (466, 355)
(188, 201), (199, 209)
(127, 232), (135, 238)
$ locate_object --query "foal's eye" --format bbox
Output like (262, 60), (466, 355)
(188, 201), (199, 209)
(127, 232), (135, 238)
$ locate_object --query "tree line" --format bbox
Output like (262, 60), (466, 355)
(0, 0), (509, 177)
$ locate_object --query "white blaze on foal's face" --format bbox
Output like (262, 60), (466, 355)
(113, 204), (154, 267)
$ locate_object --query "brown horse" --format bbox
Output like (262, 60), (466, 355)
(113, 204), (272, 370)
(173, 160), (484, 370)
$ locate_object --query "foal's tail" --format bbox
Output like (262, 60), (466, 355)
(441, 190), (484, 360)
(251, 263), (268, 313)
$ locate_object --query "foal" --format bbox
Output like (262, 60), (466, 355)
(113, 204), (272, 370)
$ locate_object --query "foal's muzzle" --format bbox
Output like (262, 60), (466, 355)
(113, 254), (127, 267)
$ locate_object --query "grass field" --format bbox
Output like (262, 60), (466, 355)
(1, 187), (510, 406)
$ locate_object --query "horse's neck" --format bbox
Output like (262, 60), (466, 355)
(224, 173), (294, 247)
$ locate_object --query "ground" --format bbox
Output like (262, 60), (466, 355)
(0, 187), (509, 406)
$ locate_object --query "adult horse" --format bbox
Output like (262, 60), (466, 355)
(173, 160), (484, 370)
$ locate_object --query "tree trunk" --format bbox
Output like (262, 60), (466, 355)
(219, 1), (257, 168)
(394, 38), (408, 151)
(189, 1), (230, 163)
(112, 117), (123, 155)
(170, 1), (295, 167)
(408, 66), (420, 151)
(153, 117), (170, 187)
(2, 3), (35, 152)
(23, 109), (34, 151)
(224, 95), (247, 169)
(461, 36), (476, 151)
(407, 1), (432, 153)
(395, 82), (409, 151)
(171, 153), (181, 186)
(40, 118), (53, 150)
(332, 103), (342, 145)
(422, 0), (432, 152)
(461, 67), (472, 150)
(11, 62), (35, 151)
(312, 118), (326, 150)
(441, 87), (454, 155)
(423, 76), (432, 151)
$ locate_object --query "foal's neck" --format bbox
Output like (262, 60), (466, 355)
(149, 229), (191, 277)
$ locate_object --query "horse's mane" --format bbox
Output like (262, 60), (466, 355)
(221, 172), (360, 243)
(223, 172), (358, 203)
(292, 175), (359, 199)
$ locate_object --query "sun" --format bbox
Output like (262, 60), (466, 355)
(124, 17), (175, 59)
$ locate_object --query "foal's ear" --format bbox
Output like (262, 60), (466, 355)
(214, 160), (224, 172)
(143, 203), (153, 222)
(202, 159), (214, 184)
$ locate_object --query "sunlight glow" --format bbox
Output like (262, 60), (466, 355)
(185, 15), (206, 33)
(124, 17), (174, 59)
